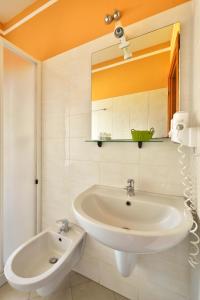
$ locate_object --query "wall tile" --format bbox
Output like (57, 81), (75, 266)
(138, 253), (189, 297)
(99, 262), (138, 300)
(99, 163), (123, 187)
(138, 163), (182, 195)
(70, 138), (101, 161)
(191, 2), (200, 299)
(140, 140), (185, 166)
(43, 114), (66, 139)
(68, 160), (99, 185)
(70, 114), (90, 138)
(73, 252), (100, 283)
(42, 66), (68, 102)
(99, 143), (140, 164)
(42, 138), (68, 183)
(138, 278), (188, 300)
(42, 98), (68, 117)
(84, 236), (116, 266)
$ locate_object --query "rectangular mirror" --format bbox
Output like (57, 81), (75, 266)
(91, 23), (180, 140)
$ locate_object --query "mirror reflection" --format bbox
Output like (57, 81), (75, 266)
(91, 23), (180, 140)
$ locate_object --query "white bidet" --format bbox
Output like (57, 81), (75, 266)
(4, 224), (85, 296)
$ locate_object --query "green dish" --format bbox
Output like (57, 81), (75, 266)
(131, 128), (155, 142)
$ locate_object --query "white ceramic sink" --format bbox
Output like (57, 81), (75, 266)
(73, 185), (193, 276)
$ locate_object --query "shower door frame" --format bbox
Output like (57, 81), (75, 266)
(0, 37), (42, 286)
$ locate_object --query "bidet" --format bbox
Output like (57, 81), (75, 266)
(4, 224), (85, 296)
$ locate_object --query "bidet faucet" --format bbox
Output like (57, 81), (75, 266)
(56, 219), (70, 234)
(124, 179), (135, 197)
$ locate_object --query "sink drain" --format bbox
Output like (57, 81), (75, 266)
(49, 257), (59, 264)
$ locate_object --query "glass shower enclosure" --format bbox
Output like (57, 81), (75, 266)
(0, 37), (41, 286)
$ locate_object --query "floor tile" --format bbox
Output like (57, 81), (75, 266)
(114, 292), (129, 300)
(65, 288), (73, 300)
(30, 291), (38, 299)
(69, 271), (91, 287)
(30, 287), (72, 300)
(71, 281), (116, 300)
(0, 283), (29, 300)
(0, 273), (129, 300)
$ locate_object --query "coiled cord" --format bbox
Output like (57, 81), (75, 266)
(178, 144), (200, 268)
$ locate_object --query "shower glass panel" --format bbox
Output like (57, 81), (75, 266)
(3, 47), (37, 262)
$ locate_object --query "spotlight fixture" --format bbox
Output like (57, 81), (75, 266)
(113, 10), (121, 21)
(104, 14), (113, 24)
(104, 10), (121, 24)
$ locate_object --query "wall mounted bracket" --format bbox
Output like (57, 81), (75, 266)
(96, 140), (143, 148)
(85, 139), (163, 149)
(97, 141), (103, 147)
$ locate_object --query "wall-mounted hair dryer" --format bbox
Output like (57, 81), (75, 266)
(170, 111), (199, 268)
(169, 111), (197, 147)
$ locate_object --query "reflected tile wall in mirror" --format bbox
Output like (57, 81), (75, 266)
(91, 23), (180, 140)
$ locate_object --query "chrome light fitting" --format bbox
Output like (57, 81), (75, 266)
(104, 10), (121, 24)
(104, 9), (132, 61)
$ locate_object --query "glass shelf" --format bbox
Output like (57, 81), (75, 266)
(85, 138), (164, 148)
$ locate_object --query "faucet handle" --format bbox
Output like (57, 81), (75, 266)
(127, 178), (134, 186)
(56, 218), (69, 224)
(56, 218), (69, 233)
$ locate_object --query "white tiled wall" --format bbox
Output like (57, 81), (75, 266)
(92, 88), (168, 139)
(42, 3), (193, 300)
(192, 0), (200, 217)
(190, 0), (200, 299)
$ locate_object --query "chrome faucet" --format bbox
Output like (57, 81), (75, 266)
(56, 219), (70, 234)
(124, 179), (135, 197)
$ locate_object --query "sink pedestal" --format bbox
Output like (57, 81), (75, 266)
(114, 250), (137, 277)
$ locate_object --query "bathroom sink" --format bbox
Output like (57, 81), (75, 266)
(73, 185), (193, 276)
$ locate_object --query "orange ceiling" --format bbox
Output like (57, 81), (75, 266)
(1, 0), (190, 61)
